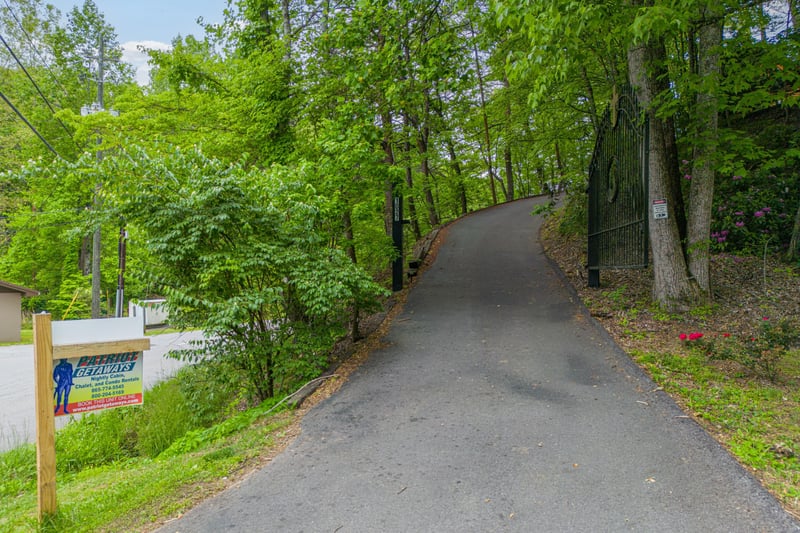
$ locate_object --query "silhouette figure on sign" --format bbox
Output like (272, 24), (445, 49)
(53, 359), (74, 414)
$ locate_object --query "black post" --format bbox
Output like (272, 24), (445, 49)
(115, 226), (127, 317)
(392, 195), (403, 291)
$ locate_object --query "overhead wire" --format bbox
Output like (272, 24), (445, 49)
(1, 0), (71, 99)
(0, 87), (62, 157)
(0, 31), (76, 145)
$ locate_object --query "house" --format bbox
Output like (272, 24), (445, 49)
(0, 280), (39, 342)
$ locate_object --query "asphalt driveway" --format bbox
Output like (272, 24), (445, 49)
(158, 197), (799, 532)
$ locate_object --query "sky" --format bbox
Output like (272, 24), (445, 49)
(45, 0), (228, 84)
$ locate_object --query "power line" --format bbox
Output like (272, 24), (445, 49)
(0, 87), (62, 158)
(0, 31), (75, 142)
(1, 0), (71, 99)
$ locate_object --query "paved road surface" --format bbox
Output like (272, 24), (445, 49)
(159, 198), (799, 532)
(0, 330), (198, 451)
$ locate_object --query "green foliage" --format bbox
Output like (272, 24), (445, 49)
(116, 146), (386, 402)
(710, 170), (798, 256)
(0, 444), (36, 498)
(557, 190), (588, 237)
(683, 318), (800, 381)
(131, 380), (196, 457)
(531, 199), (556, 218)
(0, 361), (238, 507)
(55, 408), (136, 473)
(160, 396), (287, 457)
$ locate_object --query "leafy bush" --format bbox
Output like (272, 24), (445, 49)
(682, 317), (800, 381)
(710, 170), (798, 257)
(557, 190), (588, 237)
(116, 147), (387, 403)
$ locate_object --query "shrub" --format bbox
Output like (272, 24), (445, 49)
(710, 170), (798, 256)
(681, 317), (800, 381)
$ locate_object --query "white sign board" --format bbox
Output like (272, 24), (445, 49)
(652, 199), (668, 220)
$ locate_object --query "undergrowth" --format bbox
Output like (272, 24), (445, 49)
(0, 360), (297, 531)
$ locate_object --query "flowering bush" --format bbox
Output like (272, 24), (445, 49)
(679, 318), (799, 381)
(709, 169), (798, 256)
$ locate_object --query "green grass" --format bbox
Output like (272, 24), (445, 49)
(631, 349), (800, 513)
(0, 361), (297, 532)
(1, 415), (293, 532)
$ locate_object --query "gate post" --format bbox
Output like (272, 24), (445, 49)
(392, 195), (403, 292)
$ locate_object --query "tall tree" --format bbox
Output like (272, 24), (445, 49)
(686, 3), (723, 296)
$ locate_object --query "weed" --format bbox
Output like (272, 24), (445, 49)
(689, 304), (717, 321)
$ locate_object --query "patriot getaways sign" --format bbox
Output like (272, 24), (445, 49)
(52, 351), (143, 416)
(51, 316), (149, 416)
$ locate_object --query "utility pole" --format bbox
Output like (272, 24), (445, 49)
(115, 226), (127, 318)
(82, 38), (105, 318)
(82, 37), (123, 318)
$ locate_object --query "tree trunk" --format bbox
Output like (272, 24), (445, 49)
(281, 0), (291, 36)
(342, 208), (361, 340)
(470, 19), (497, 205)
(381, 108), (395, 236)
(628, 38), (699, 311)
(502, 76), (515, 202)
(417, 91), (440, 227)
(504, 146), (514, 202)
(554, 141), (565, 192)
(445, 138), (468, 216)
(788, 201), (800, 262)
(402, 112), (422, 240)
(581, 66), (600, 135)
(687, 5), (722, 297)
(432, 89), (468, 216)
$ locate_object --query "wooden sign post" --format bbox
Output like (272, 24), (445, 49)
(33, 313), (56, 520)
(33, 313), (150, 522)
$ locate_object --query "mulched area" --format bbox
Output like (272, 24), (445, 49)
(540, 214), (800, 357)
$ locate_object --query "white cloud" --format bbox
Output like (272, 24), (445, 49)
(122, 40), (171, 86)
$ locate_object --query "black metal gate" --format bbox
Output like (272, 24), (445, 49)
(587, 85), (649, 287)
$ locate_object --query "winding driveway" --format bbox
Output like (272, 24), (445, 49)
(159, 198), (798, 532)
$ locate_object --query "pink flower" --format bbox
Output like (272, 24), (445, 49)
(722, 333), (731, 338)
(754, 211), (765, 217)
(679, 333), (688, 340)
(735, 221), (745, 227)
(688, 332), (704, 341)
(684, 174), (692, 180)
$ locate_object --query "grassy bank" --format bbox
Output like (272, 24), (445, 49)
(0, 362), (303, 532)
(541, 210), (800, 519)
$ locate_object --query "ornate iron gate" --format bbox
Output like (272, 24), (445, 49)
(587, 85), (649, 287)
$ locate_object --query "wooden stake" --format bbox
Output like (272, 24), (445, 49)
(33, 313), (57, 520)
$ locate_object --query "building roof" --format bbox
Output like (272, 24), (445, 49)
(0, 280), (39, 297)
